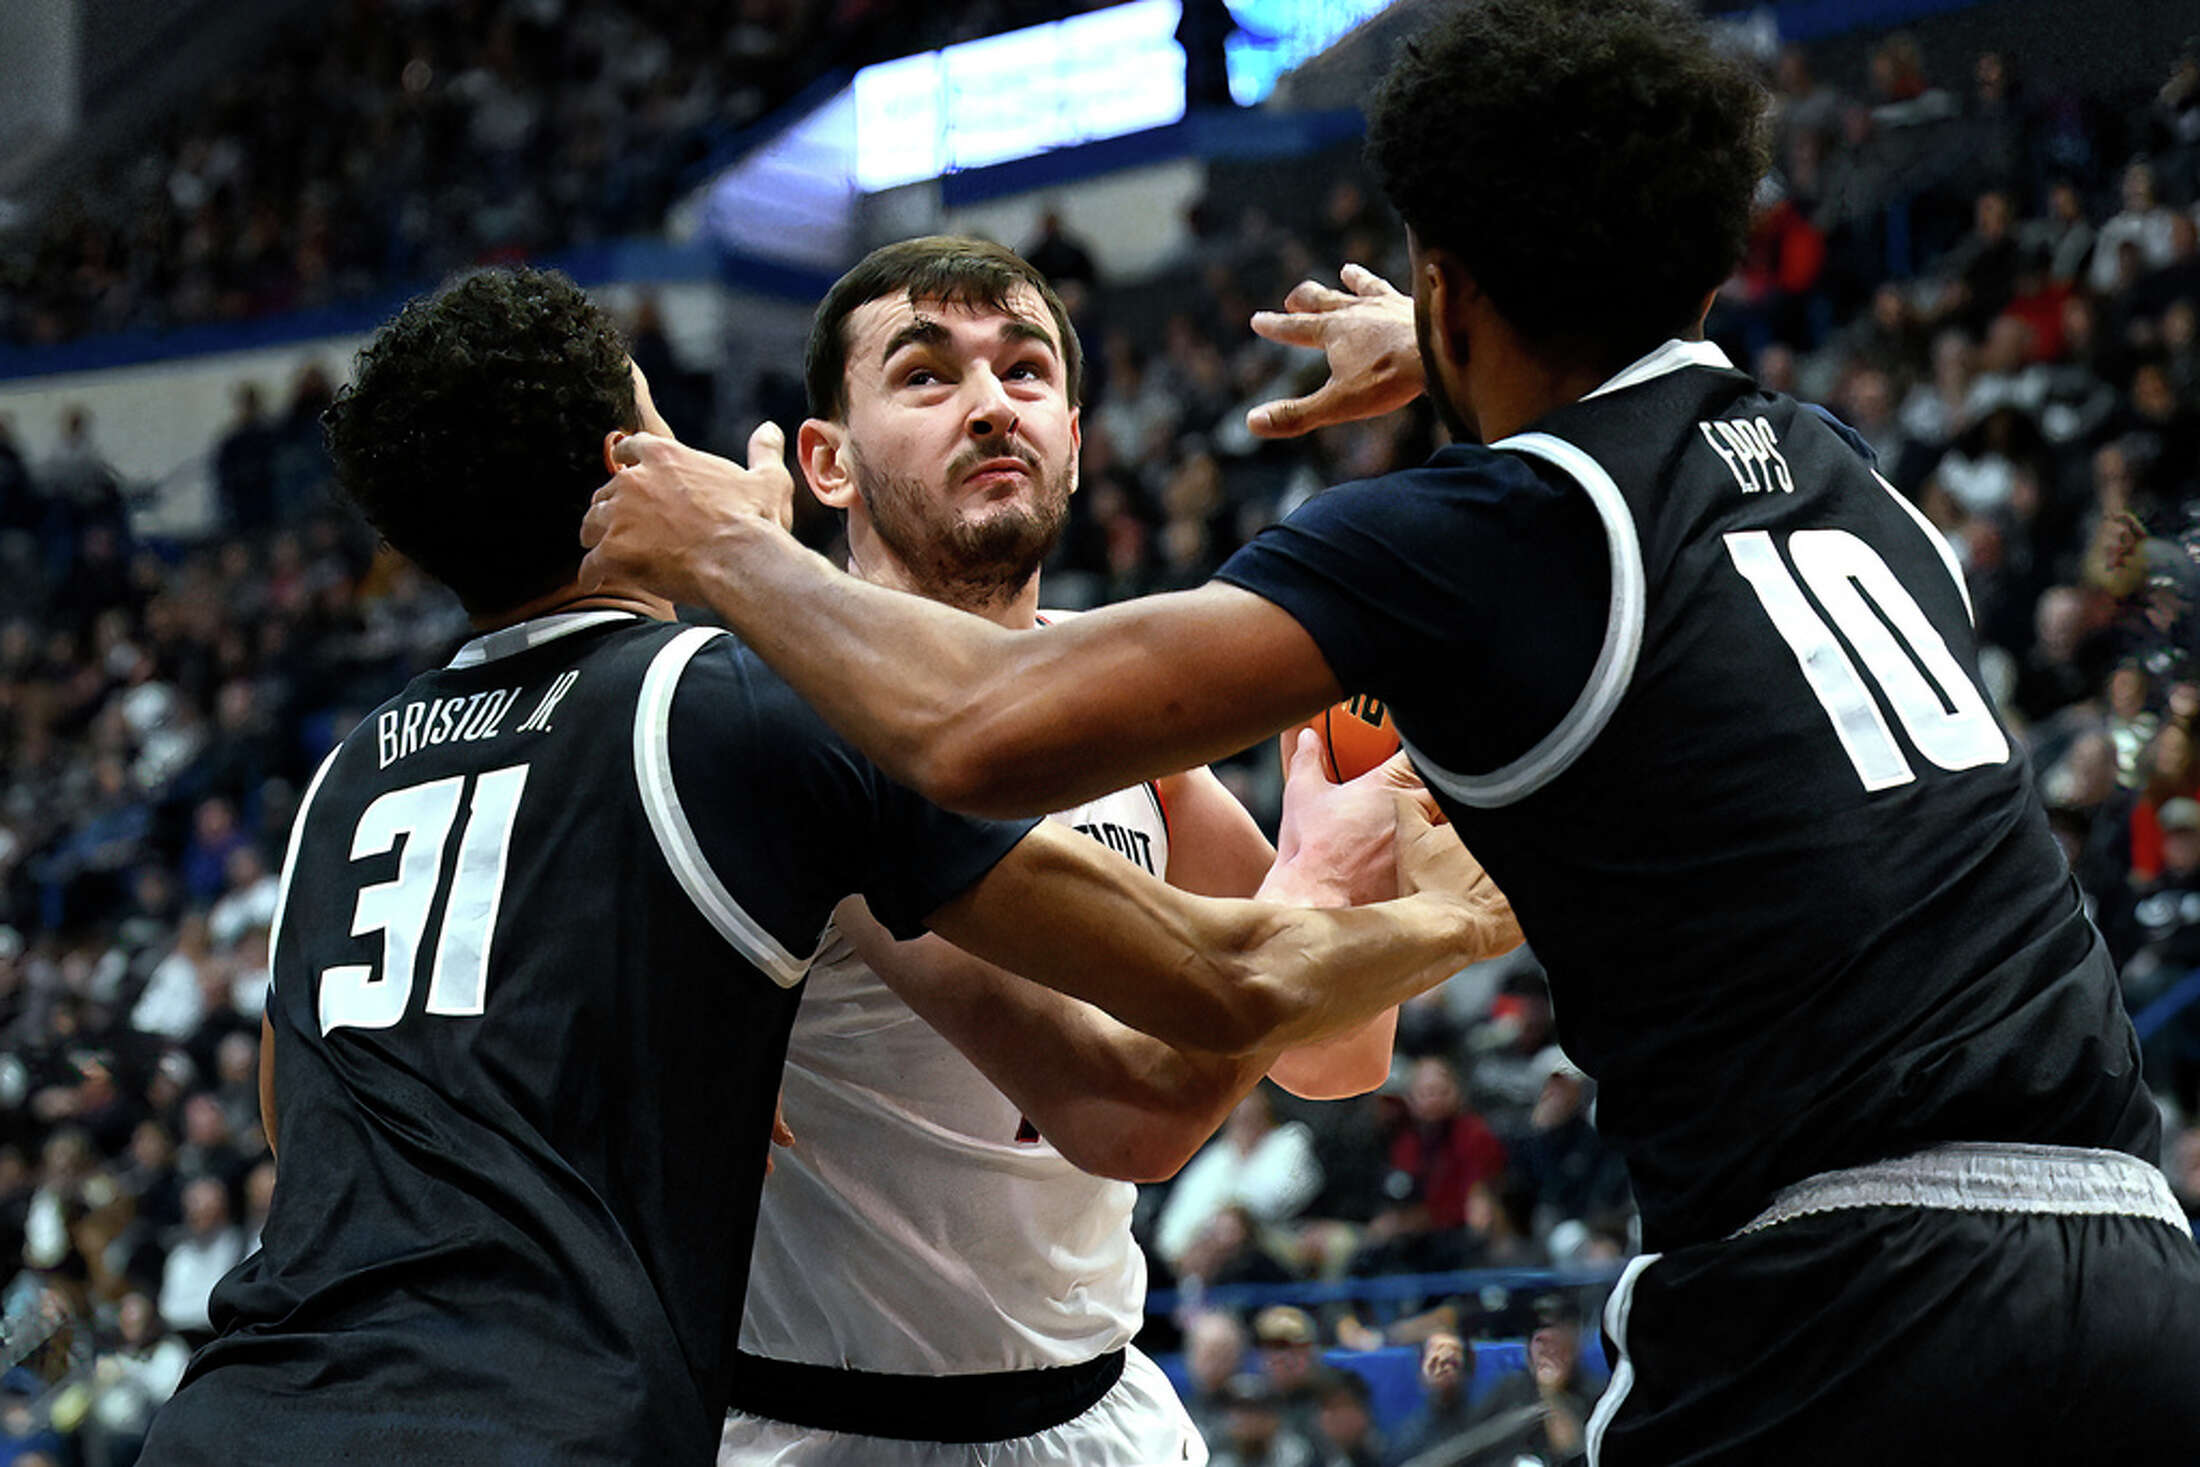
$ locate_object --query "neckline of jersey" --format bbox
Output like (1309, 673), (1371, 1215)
(1582, 339), (1734, 401)
(446, 610), (645, 669)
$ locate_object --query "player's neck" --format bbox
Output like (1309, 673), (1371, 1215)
(845, 539), (1042, 630)
(1461, 343), (1622, 444)
(468, 581), (675, 633)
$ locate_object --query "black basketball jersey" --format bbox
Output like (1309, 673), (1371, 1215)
(141, 611), (1033, 1466)
(1219, 340), (2156, 1251)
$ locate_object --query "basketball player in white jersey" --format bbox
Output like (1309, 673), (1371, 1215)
(721, 238), (1403, 1465)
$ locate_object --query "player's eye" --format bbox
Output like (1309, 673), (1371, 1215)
(902, 367), (941, 387)
(1006, 360), (1048, 381)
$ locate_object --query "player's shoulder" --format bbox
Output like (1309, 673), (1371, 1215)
(1284, 444), (1591, 546)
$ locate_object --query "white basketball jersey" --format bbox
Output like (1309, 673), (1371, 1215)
(740, 777), (1172, 1375)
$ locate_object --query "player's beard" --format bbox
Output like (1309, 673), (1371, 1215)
(854, 447), (1073, 614)
(1415, 297), (1480, 444)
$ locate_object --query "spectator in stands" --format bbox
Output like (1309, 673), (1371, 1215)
(2093, 161), (2182, 294)
(1312, 1368), (1383, 1467)
(1177, 1203), (1296, 1293)
(1460, 1297), (1599, 1467)
(1155, 1087), (1323, 1268)
(2022, 179), (2097, 286)
(156, 1176), (244, 1345)
(1183, 1310), (1251, 1447)
(1508, 1047), (1630, 1252)
(1388, 1331), (1473, 1466)
(1209, 1372), (1317, 1467)
(213, 385), (279, 535)
(1937, 189), (2022, 334)
(1252, 1305), (1327, 1444)
(0, 1370), (65, 1467)
(80, 1288), (189, 1467)
(172, 1092), (247, 1198)
(1024, 208), (1099, 290)
(1347, 1058), (1506, 1279)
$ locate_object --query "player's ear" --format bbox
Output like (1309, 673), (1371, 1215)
(1066, 407), (1081, 496)
(602, 430), (629, 476)
(1421, 251), (1476, 377)
(797, 418), (856, 509)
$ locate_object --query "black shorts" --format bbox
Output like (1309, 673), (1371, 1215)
(1589, 1145), (2200, 1467)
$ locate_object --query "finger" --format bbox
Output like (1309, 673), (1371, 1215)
(1287, 726), (1336, 785)
(1282, 278), (1354, 314)
(610, 431), (659, 468)
(578, 499), (609, 551)
(771, 1102), (795, 1149)
(747, 420), (786, 472)
(574, 547), (607, 593)
(1250, 310), (1331, 349)
(1247, 381), (1346, 440)
(1341, 262), (1402, 298)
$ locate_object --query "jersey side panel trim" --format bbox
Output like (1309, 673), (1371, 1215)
(1872, 468), (1976, 625)
(1401, 431), (1647, 808)
(1584, 1251), (1661, 1467)
(633, 625), (807, 987)
(265, 743), (344, 996)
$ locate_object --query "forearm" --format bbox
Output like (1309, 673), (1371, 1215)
(687, 524), (1337, 816)
(930, 823), (1479, 1056)
(845, 901), (1270, 1179)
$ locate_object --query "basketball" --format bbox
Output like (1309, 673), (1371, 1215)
(1281, 694), (1400, 781)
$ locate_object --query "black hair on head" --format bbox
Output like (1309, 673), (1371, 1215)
(323, 267), (639, 614)
(1367, 0), (1770, 357)
(804, 235), (1084, 421)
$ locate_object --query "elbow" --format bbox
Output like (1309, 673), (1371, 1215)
(1058, 1125), (1206, 1184)
(1271, 1051), (1390, 1102)
(903, 726), (1039, 820)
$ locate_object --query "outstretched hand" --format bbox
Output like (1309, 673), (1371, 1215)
(578, 422), (795, 606)
(1247, 263), (1425, 439)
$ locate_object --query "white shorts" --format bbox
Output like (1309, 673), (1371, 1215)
(719, 1346), (1208, 1467)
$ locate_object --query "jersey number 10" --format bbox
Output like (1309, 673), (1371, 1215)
(320, 764), (531, 1035)
(1725, 529), (2008, 792)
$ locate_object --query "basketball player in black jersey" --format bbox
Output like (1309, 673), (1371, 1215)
(582, 2), (2200, 1461)
(135, 269), (1516, 1467)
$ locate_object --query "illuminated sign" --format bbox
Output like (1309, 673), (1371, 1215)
(853, 0), (1188, 192)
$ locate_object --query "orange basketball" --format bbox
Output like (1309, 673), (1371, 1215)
(1280, 694), (1400, 781)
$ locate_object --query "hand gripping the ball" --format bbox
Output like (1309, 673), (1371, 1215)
(1246, 263), (1426, 439)
(578, 422), (794, 606)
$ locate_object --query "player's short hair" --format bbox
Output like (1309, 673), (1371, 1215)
(324, 268), (638, 614)
(1366, 0), (1770, 356)
(804, 235), (1084, 421)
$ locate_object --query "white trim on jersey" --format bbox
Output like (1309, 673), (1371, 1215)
(1401, 432), (1647, 808)
(448, 611), (641, 669)
(1584, 338), (1734, 399)
(1584, 1251), (1660, 1467)
(265, 743), (344, 995)
(1872, 468), (1976, 626)
(633, 626), (808, 987)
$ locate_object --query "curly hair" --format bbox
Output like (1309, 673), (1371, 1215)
(804, 236), (1083, 421)
(323, 268), (638, 613)
(1367, 0), (1769, 355)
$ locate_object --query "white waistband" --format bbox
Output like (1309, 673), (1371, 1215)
(1732, 1142), (2192, 1239)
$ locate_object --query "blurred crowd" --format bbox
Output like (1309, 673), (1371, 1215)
(5, 14), (2200, 1467)
(0, 0), (1117, 349)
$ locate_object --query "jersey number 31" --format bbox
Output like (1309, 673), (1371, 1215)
(320, 765), (530, 1035)
(1725, 529), (2007, 792)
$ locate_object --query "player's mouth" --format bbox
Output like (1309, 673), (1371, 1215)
(962, 458), (1033, 492)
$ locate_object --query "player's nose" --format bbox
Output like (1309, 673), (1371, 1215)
(964, 370), (1018, 441)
